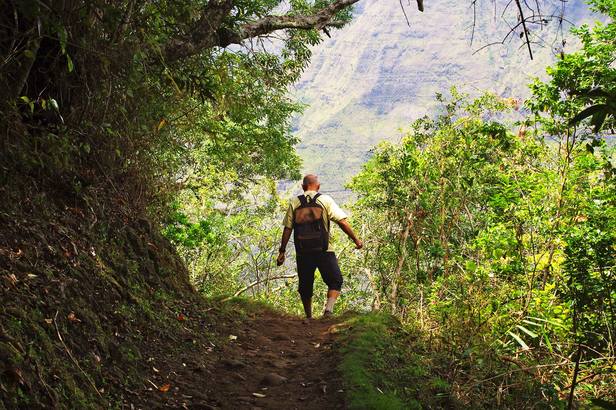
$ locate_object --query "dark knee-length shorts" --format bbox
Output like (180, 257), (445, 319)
(296, 251), (343, 298)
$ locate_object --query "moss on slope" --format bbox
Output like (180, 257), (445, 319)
(335, 312), (453, 410)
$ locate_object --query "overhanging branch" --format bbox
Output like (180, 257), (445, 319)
(163, 0), (362, 62)
(228, 0), (361, 43)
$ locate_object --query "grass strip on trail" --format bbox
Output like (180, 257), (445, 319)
(335, 312), (423, 409)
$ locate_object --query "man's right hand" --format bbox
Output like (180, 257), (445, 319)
(276, 251), (286, 266)
(354, 239), (363, 250)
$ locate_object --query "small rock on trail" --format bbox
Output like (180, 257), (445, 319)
(260, 373), (288, 386)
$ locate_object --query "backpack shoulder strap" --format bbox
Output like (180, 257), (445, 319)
(312, 192), (328, 228)
(297, 194), (308, 206)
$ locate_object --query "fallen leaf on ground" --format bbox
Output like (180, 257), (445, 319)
(67, 312), (81, 322)
(574, 214), (587, 223)
(7, 368), (25, 385)
(44, 318), (53, 324)
(177, 313), (186, 321)
(159, 383), (171, 392)
(252, 393), (266, 398)
(228, 334), (238, 341)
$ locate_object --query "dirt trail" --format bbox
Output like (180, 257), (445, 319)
(203, 312), (346, 409)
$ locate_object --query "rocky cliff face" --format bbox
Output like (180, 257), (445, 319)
(293, 0), (597, 197)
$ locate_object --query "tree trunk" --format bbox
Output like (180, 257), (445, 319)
(542, 128), (574, 288)
(5, 30), (40, 104)
(391, 218), (411, 313)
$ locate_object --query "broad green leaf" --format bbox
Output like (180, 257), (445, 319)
(508, 331), (529, 350)
(527, 316), (567, 328)
(58, 26), (68, 53)
(516, 325), (538, 338)
(66, 54), (74, 73)
(543, 333), (553, 353)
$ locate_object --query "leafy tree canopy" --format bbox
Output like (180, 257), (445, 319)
(0, 0), (360, 212)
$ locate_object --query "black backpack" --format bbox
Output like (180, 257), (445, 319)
(293, 193), (329, 254)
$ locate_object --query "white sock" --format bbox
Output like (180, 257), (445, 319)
(325, 297), (336, 312)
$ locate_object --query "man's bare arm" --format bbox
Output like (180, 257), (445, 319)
(277, 227), (293, 266)
(336, 219), (363, 249)
(280, 227), (292, 251)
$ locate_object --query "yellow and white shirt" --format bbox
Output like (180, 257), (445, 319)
(282, 190), (348, 252)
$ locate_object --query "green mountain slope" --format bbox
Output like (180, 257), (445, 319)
(293, 0), (597, 196)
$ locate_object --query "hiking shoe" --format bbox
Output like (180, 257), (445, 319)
(322, 310), (333, 319)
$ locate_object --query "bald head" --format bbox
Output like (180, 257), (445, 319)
(302, 174), (320, 191)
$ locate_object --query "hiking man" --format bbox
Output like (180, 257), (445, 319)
(277, 174), (363, 319)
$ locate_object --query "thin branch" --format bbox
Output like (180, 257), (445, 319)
(470, 0), (477, 46)
(223, 274), (298, 300)
(515, 0), (534, 59)
(567, 345), (583, 410)
(399, 0), (411, 27)
(472, 20), (526, 55)
(53, 311), (103, 400)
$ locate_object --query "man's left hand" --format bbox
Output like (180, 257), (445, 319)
(276, 251), (286, 266)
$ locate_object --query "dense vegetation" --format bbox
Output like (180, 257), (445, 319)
(345, 87), (614, 405)
(1, 0), (614, 408)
